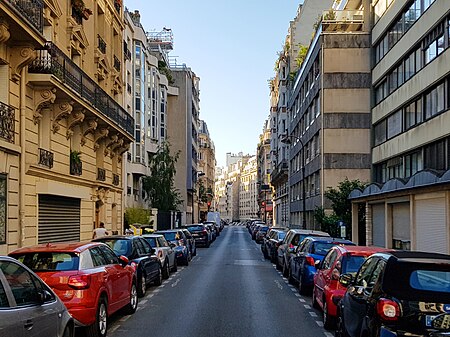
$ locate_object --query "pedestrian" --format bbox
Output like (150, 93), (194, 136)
(93, 222), (109, 239)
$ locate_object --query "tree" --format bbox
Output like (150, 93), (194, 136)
(124, 207), (150, 226)
(142, 141), (182, 211)
(314, 178), (367, 238)
(295, 44), (309, 69)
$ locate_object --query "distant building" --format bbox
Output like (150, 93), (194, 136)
(257, 119), (273, 225)
(239, 156), (258, 220)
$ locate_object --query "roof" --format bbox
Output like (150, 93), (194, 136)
(334, 245), (391, 255)
(142, 234), (164, 238)
(383, 250), (450, 261)
(305, 237), (354, 244)
(9, 241), (102, 254)
(288, 229), (330, 236)
(155, 229), (182, 233)
(93, 235), (135, 241)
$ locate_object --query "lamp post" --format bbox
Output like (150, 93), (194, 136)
(281, 134), (306, 229)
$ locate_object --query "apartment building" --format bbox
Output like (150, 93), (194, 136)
(286, 0), (372, 229)
(0, 0), (133, 253)
(239, 156), (258, 220)
(168, 66), (200, 224)
(257, 119), (273, 224)
(270, 0), (334, 228)
(122, 10), (178, 211)
(350, 0), (450, 254)
(197, 120), (216, 221)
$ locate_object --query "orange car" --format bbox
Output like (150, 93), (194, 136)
(10, 242), (138, 337)
(312, 245), (391, 330)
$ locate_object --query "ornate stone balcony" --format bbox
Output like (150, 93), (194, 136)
(112, 173), (119, 186)
(0, 102), (14, 143)
(5, 0), (44, 33)
(97, 168), (106, 181)
(38, 148), (54, 168)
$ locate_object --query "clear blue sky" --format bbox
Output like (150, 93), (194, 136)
(124, 0), (302, 167)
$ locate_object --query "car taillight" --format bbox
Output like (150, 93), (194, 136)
(202, 230), (208, 236)
(377, 298), (400, 321)
(68, 274), (91, 289)
(130, 261), (137, 269)
(178, 239), (185, 245)
(306, 256), (316, 266)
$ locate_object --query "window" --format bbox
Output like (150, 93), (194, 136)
(387, 110), (402, 139)
(425, 83), (445, 119)
(0, 275), (8, 307)
(410, 270), (450, 292)
(424, 139), (446, 171)
(99, 245), (120, 264)
(90, 247), (107, 267)
(0, 261), (40, 306)
(0, 175), (5, 244)
(374, 120), (387, 146)
(405, 151), (422, 177)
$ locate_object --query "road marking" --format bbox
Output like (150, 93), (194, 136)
(294, 293), (300, 297)
(290, 288), (297, 293)
(304, 304), (311, 309)
(274, 280), (283, 290)
(140, 299), (148, 305)
(146, 294), (154, 299)
(109, 325), (119, 333)
(316, 321), (324, 327)
(299, 298), (306, 303)
(119, 315), (131, 322)
(172, 278), (181, 288)
(159, 284), (165, 288)
(309, 312), (318, 317)
(324, 332), (334, 337)
(196, 257), (202, 261)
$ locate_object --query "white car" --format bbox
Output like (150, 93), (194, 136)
(142, 234), (177, 279)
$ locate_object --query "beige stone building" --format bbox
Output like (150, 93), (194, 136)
(286, 0), (371, 229)
(239, 156), (258, 220)
(197, 120), (215, 222)
(350, 0), (450, 253)
(257, 119), (273, 224)
(0, 0), (133, 254)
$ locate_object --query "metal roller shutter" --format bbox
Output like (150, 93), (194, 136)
(415, 197), (447, 254)
(372, 204), (386, 247)
(38, 195), (81, 244)
(392, 203), (410, 241)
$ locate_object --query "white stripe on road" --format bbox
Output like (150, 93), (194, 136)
(316, 321), (324, 327)
(324, 332), (334, 337)
(299, 298), (306, 303)
(294, 293), (301, 297)
(309, 312), (318, 317)
(304, 304), (311, 309)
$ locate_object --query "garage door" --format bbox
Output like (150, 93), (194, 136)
(372, 204), (386, 247)
(392, 202), (410, 249)
(415, 197), (447, 254)
(38, 195), (81, 244)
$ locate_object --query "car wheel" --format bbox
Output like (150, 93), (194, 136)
(276, 258), (282, 271)
(185, 254), (189, 266)
(298, 274), (307, 295)
(323, 300), (335, 330)
(86, 297), (107, 337)
(162, 260), (170, 279)
(171, 258), (177, 272)
(137, 271), (146, 298)
(62, 324), (73, 337)
(123, 282), (138, 315)
(312, 287), (320, 309)
(154, 265), (162, 286)
(288, 268), (295, 285)
(193, 247), (197, 256)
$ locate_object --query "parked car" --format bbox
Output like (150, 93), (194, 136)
(204, 221), (220, 237)
(93, 235), (162, 297)
(0, 255), (74, 337)
(10, 242), (137, 337)
(204, 223), (217, 241)
(185, 223), (212, 247)
(255, 226), (269, 243)
(290, 236), (354, 294)
(312, 245), (390, 329)
(156, 230), (191, 266)
(276, 229), (331, 276)
(263, 229), (287, 262)
(336, 250), (450, 337)
(142, 233), (177, 277)
(180, 228), (197, 256)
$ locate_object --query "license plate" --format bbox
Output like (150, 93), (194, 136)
(426, 315), (437, 327)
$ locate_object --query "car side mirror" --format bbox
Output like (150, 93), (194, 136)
(339, 273), (353, 287)
(119, 255), (129, 267)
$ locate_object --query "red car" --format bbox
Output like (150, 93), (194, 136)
(10, 242), (138, 337)
(312, 245), (391, 329)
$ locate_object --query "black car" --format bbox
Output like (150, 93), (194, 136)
(185, 224), (212, 247)
(180, 228), (197, 257)
(263, 229), (286, 262)
(93, 235), (162, 297)
(336, 250), (450, 337)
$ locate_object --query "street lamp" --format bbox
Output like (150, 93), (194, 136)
(281, 134), (306, 229)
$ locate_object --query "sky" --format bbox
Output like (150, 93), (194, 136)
(124, 0), (302, 167)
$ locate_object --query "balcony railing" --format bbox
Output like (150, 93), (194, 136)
(0, 102), (14, 143)
(38, 148), (53, 168)
(71, 7), (83, 25)
(112, 173), (119, 186)
(322, 9), (364, 32)
(28, 42), (134, 137)
(70, 159), (82, 176)
(113, 55), (121, 72)
(114, 0), (121, 13)
(127, 83), (132, 94)
(97, 35), (106, 54)
(97, 167), (106, 181)
(6, 0), (44, 33)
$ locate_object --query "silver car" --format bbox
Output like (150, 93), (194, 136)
(0, 256), (74, 337)
(142, 234), (177, 279)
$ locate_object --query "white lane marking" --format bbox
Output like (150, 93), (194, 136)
(171, 278), (181, 288)
(119, 315), (131, 322)
(159, 284), (165, 288)
(109, 325), (119, 333)
(304, 304), (311, 309)
(282, 277), (288, 281)
(153, 289), (161, 293)
(299, 298), (306, 303)
(324, 332), (334, 337)
(140, 299), (148, 305)
(294, 293), (301, 297)
(316, 321), (324, 327)
(146, 294), (154, 299)
(309, 312), (318, 317)
(196, 257), (202, 261)
(274, 280), (283, 290)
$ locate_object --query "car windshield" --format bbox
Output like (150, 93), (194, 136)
(311, 242), (335, 256)
(161, 232), (178, 242)
(187, 225), (204, 231)
(12, 252), (79, 271)
(98, 239), (131, 256)
(278, 232), (286, 240)
(342, 255), (366, 274)
(144, 237), (157, 247)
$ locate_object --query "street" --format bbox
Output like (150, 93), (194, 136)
(104, 225), (331, 337)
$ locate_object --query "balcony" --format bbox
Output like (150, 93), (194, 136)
(113, 173), (119, 186)
(38, 148), (53, 169)
(0, 102), (14, 143)
(321, 9), (364, 32)
(113, 55), (121, 72)
(28, 42), (134, 137)
(97, 167), (106, 181)
(97, 35), (106, 54)
(114, 0), (121, 13)
(5, 0), (44, 33)
(127, 83), (132, 94)
(70, 159), (82, 176)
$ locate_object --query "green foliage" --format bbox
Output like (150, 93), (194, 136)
(158, 60), (175, 85)
(142, 141), (183, 211)
(198, 181), (208, 203)
(314, 178), (368, 238)
(324, 9), (337, 21)
(70, 150), (81, 163)
(124, 207), (150, 226)
(295, 44), (309, 69)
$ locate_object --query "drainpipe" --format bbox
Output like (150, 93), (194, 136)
(19, 67), (26, 248)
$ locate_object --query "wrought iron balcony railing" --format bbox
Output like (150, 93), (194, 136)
(127, 83), (132, 94)
(97, 35), (106, 54)
(114, 1), (121, 13)
(38, 148), (53, 168)
(6, 0), (44, 33)
(28, 42), (134, 137)
(0, 102), (14, 143)
(97, 167), (106, 181)
(70, 159), (82, 176)
(112, 173), (119, 186)
(113, 55), (121, 72)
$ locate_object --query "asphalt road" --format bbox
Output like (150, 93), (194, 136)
(106, 226), (332, 337)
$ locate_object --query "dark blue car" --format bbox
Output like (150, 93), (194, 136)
(289, 236), (354, 294)
(156, 230), (191, 266)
